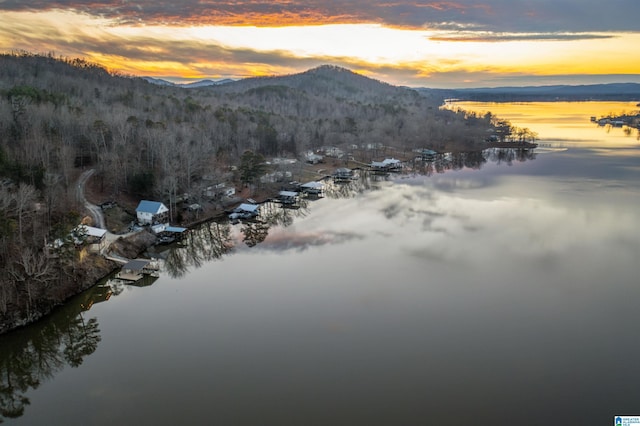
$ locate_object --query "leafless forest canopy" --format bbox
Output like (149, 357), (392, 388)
(0, 52), (499, 327)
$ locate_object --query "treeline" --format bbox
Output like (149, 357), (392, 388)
(0, 52), (497, 332)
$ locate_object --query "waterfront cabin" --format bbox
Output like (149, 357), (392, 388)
(300, 181), (325, 198)
(229, 203), (260, 221)
(421, 149), (438, 162)
(153, 225), (187, 244)
(75, 225), (107, 252)
(334, 168), (354, 182)
(370, 158), (402, 173)
(277, 190), (299, 206)
(370, 161), (387, 172)
(383, 158), (402, 170)
(136, 200), (169, 225)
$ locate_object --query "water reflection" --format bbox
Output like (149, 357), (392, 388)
(157, 221), (234, 278)
(160, 147), (536, 268)
(445, 101), (640, 148)
(0, 285), (106, 423)
(409, 148), (537, 176)
(0, 146), (539, 423)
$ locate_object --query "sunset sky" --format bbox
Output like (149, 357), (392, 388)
(1, 1), (639, 88)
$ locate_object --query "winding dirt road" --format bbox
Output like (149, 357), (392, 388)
(76, 169), (106, 229)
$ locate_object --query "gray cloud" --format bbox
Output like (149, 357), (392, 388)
(429, 32), (615, 42)
(1, 1), (639, 32)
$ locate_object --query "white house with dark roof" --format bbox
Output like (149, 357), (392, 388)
(136, 200), (169, 225)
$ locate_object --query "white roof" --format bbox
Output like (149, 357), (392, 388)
(279, 191), (298, 197)
(237, 203), (259, 212)
(302, 181), (324, 189)
(78, 225), (106, 238)
(151, 224), (166, 234)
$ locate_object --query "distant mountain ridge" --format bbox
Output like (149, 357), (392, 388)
(208, 64), (418, 103)
(141, 76), (235, 87)
(142, 65), (416, 101)
(419, 83), (640, 102)
(144, 69), (640, 102)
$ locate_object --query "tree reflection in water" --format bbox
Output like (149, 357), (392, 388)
(161, 221), (234, 278)
(0, 285), (105, 422)
(0, 147), (537, 422)
(410, 148), (536, 175)
(239, 199), (312, 247)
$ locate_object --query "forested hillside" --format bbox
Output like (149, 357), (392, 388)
(0, 52), (497, 332)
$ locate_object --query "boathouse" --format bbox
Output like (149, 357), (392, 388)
(277, 190), (299, 205)
(229, 203), (260, 221)
(300, 181), (324, 197)
(334, 168), (354, 182)
(117, 259), (160, 282)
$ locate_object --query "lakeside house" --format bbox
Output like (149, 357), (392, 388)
(334, 168), (354, 182)
(203, 182), (235, 199)
(229, 203), (260, 221)
(305, 152), (324, 164)
(300, 181), (325, 197)
(149, 223), (188, 244)
(371, 158), (402, 172)
(421, 149), (438, 161)
(277, 190), (299, 206)
(75, 225), (107, 253)
(136, 200), (169, 225)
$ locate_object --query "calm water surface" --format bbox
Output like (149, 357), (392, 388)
(2, 102), (639, 425)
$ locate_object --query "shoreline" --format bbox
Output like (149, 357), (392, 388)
(1, 143), (537, 336)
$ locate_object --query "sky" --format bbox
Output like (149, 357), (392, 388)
(1, 1), (639, 88)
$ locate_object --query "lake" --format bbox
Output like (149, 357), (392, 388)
(2, 102), (639, 425)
